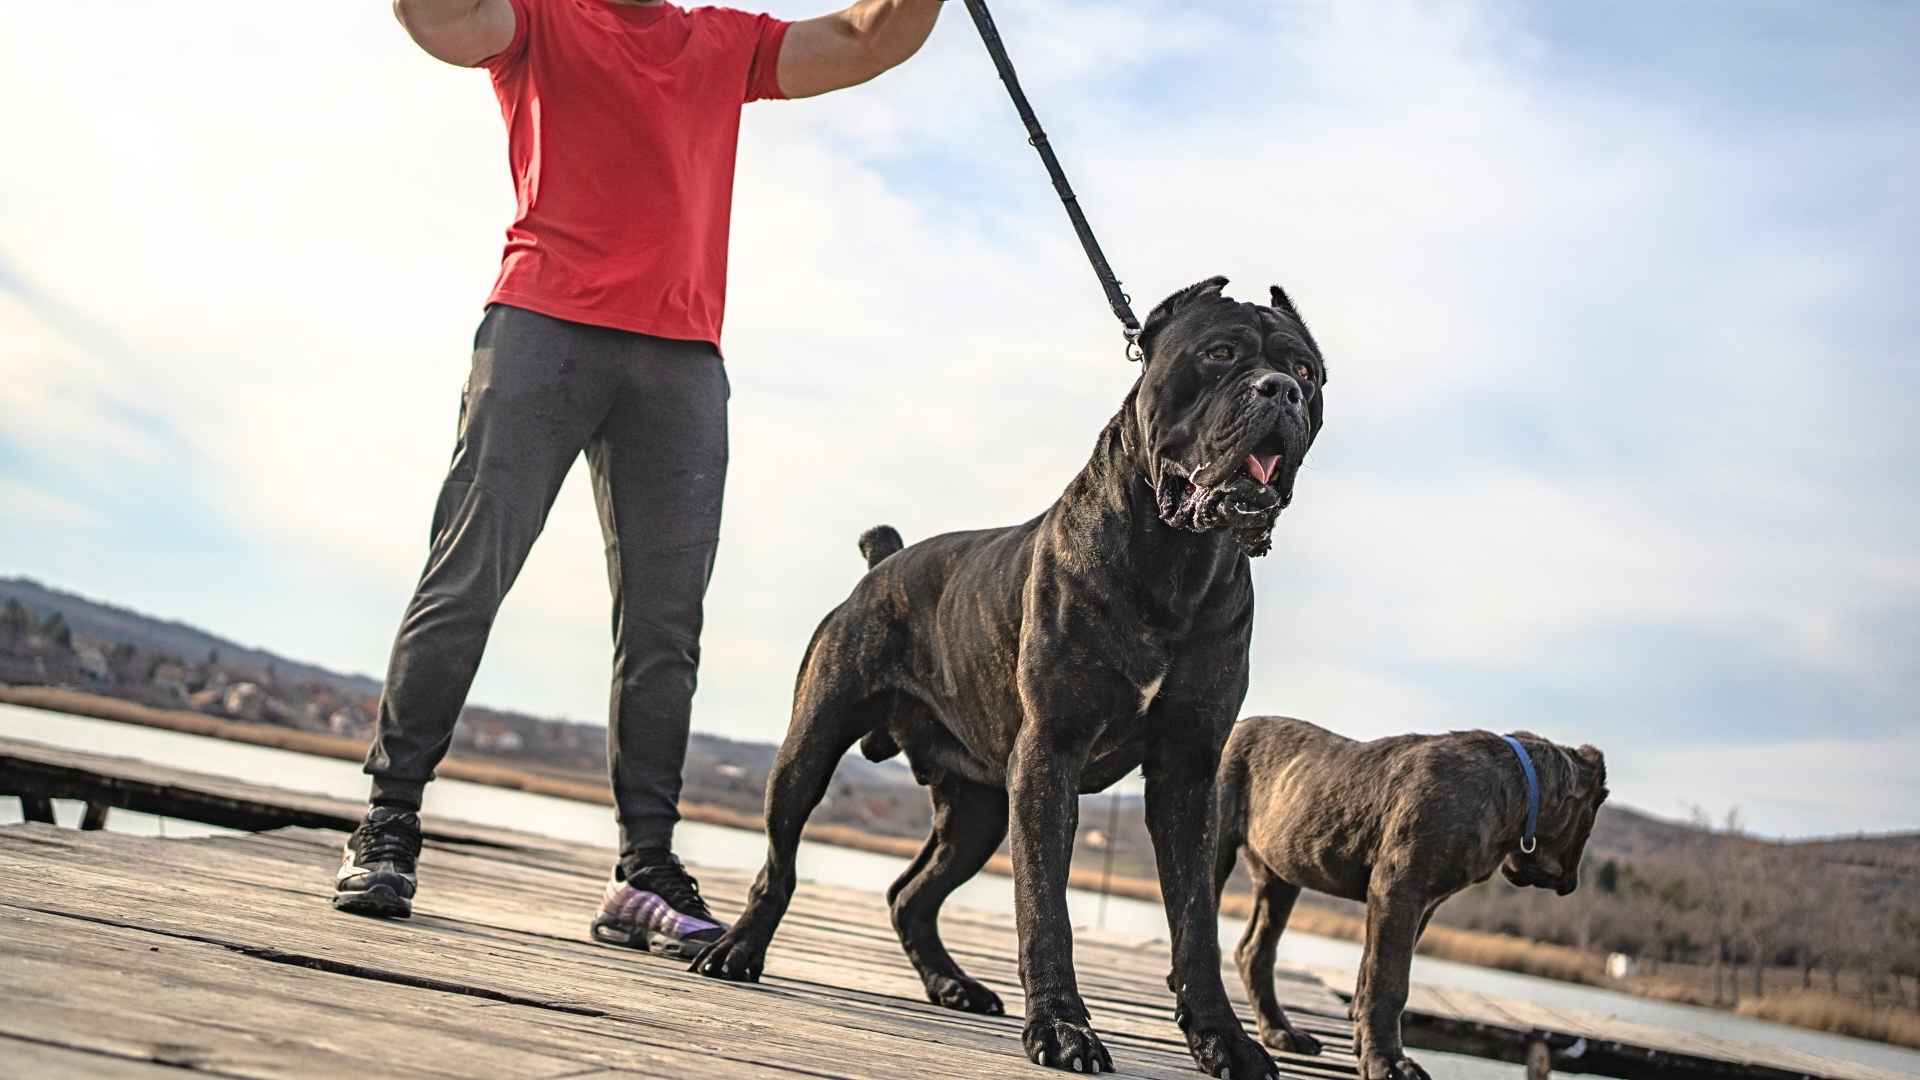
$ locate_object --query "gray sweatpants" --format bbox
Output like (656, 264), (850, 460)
(363, 304), (729, 856)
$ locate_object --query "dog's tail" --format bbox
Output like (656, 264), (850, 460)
(858, 525), (905, 570)
(1212, 731), (1252, 901)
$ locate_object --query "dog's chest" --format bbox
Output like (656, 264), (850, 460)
(1135, 672), (1167, 717)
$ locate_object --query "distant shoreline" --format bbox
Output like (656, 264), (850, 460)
(0, 684), (1143, 897)
(5, 683), (1915, 1051)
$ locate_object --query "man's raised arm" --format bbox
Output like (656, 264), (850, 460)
(393, 0), (517, 68)
(778, 0), (944, 99)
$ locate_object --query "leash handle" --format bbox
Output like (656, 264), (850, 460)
(958, 0), (1143, 360)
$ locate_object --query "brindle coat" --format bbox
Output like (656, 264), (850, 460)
(690, 278), (1328, 1080)
(1215, 717), (1609, 1080)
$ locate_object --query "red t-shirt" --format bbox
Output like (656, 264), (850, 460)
(482, 0), (790, 346)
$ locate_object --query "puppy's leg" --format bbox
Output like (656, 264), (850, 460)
(1145, 738), (1279, 1080)
(889, 776), (1009, 1015)
(1007, 724), (1113, 1074)
(1235, 864), (1322, 1056)
(689, 689), (878, 982)
(1353, 882), (1432, 1080)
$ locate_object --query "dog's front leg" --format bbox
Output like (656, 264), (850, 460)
(1354, 882), (1433, 1080)
(1146, 737), (1279, 1080)
(1007, 723), (1113, 1074)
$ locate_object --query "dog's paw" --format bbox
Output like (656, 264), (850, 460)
(1023, 1005), (1113, 1073)
(1258, 1024), (1322, 1057)
(1361, 1054), (1432, 1080)
(925, 973), (1004, 1016)
(1185, 1022), (1279, 1080)
(686, 929), (766, 982)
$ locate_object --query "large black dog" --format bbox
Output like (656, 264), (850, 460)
(691, 278), (1326, 1079)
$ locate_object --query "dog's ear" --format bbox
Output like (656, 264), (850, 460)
(1270, 284), (1324, 374)
(1574, 744), (1609, 802)
(1138, 275), (1230, 363)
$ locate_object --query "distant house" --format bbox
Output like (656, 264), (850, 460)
(471, 720), (525, 754)
(329, 705), (373, 738)
(75, 645), (113, 685)
(223, 682), (266, 722)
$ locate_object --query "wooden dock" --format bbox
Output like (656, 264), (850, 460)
(1, 734), (1906, 1080)
(1373, 980), (1909, 1080)
(0, 736), (1358, 1079)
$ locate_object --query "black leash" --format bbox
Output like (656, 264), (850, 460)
(958, 0), (1143, 361)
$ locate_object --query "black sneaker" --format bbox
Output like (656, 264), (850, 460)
(590, 854), (727, 959)
(332, 806), (421, 918)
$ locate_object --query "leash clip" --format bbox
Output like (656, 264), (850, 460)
(1124, 327), (1144, 363)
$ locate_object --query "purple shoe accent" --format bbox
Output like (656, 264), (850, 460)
(591, 878), (725, 958)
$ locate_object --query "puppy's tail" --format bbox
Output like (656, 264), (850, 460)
(1213, 733), (1251, 901)
(858, 525), (905, 570)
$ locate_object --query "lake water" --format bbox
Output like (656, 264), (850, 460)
(2, 703), (1914, 1080)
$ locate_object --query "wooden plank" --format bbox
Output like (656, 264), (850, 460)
(0, 736), (563, 852)
(1319, 977), (1908, 1080)
(0, 823), (1355, 1080)
(0, 737), (1899, 1080)
(0, 1035), (226, 1079)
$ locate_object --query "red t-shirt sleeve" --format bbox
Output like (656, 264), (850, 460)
(480, 0), (534, 73)
(745, 14), (791, 102)
(708, 9), (790, 103)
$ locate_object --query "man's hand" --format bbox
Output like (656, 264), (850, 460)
(778, 0), (944, 99)
(393, 0), (517, 68)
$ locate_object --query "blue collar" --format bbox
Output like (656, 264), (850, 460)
(1501, 735), (1541, 854)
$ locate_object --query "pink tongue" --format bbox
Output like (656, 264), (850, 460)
(1246, 454), (1281, 485)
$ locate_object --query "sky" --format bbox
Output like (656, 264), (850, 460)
(2, 1), (1915, 839)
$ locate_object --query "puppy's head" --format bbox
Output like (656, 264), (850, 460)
(1502, 743), (1609, 896)
(1130, 276), (1326, 556)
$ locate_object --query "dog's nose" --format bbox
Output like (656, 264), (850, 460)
(1253, 372), (1303, 406)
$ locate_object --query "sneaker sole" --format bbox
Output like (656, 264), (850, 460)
(333, 882), (413, 919)
(590, 917), (717, 961)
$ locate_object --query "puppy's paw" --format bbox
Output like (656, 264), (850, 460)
(1258, 1024), (1322, 1057)
(1361, 1053), (1432, 1080)
(686, 928), (767, 982)
(1023, 1004), (1113, 1073)
(1185, 1022), (1279, 1080)
(925, 973), (1004, 1016)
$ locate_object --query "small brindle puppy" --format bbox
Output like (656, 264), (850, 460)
(692, 278), (1328, 1080)
(1215, 717), (1608, 1080)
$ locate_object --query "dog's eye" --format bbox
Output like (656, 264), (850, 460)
(1295, 363), (1315, 382)
(1204, 345), (1235, 363)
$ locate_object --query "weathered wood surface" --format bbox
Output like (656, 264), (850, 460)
(1309, 969), (1907, 1080)
(1, 735), (1902, 1080)
(0, 824), (1357, 1079)
(0, 734), (1360, 1079)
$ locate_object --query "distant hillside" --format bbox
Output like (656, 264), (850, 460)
(0, 577), (382, 697)
(8, 575), (1913, 857)
(0, 574), (918, 799)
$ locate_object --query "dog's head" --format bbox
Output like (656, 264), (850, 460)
(1502, 743), (1609, 896)
(1129, 276), (1326, 557)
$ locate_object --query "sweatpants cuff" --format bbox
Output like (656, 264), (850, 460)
(618, 815), (678, 857)
(368, 776), (427, 810)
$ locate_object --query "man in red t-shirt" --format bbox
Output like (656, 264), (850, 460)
(334, 0), (945, 957)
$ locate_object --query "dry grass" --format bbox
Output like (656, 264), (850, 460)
(1736, 992), (1920, 1050)
(1224, 894), (1608, 985)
